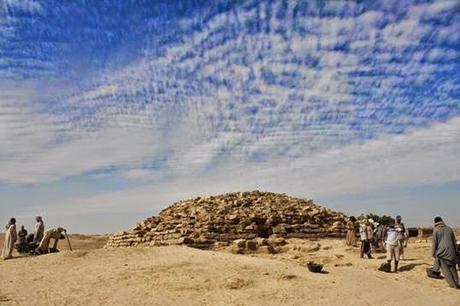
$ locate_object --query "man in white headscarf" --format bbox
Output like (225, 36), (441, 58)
(36, 227), (66, 255)
(2, 218), (18, 260)
(27, 216), (45, 244)
(33, 216), (45, 243)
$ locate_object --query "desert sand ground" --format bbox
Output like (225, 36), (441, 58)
(1, 234), (459, 306)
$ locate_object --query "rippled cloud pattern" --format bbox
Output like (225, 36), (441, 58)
(0, 0), (459, 192)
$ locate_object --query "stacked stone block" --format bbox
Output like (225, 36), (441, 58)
(105, 191), (348, 249)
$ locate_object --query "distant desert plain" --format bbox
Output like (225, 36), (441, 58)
(1, 233), (459, 306)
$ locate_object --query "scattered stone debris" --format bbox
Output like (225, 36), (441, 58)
(105, 191), (348, 250)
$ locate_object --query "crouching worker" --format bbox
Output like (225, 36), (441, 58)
(35, 227), (66, 255)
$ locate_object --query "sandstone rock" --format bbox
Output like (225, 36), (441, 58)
(256, 245), (276, 255)
(177, 237), (194, 245)
(273, 224), (287, 234)
(254, 237), (268, 246)
(267, 237), (287, 247)
(246, 240), (258, 251)
(230, 239), (247, 254)
(233, 239), (247, 249)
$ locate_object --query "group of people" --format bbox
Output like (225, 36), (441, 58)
(346, 215), (407, 260)
(1, 216), (67, 260)
(346, 215), (459, 289)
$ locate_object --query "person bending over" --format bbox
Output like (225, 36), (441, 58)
(35, 227), (67, 255)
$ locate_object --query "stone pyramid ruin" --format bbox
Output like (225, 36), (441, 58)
(105, 191), (348, 250)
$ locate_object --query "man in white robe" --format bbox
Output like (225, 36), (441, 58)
(2, 218), (18, 260)
(33, 216), (45, 244)
(36, 227), (66, 254)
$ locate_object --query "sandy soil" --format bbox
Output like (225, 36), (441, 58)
(1, 234), (459, 306)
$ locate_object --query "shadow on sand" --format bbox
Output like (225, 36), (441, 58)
(398, 263), (424, 272)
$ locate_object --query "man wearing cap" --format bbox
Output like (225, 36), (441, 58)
(385, 222), (402, 272)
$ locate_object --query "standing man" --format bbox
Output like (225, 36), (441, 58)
(359, 220), (373, 259)
(373, 222), (385, 251)
(2, 218), (18, 260)
(367, 219), (375, 252)
(33, 216), (45, 244)
(432, 217), (459, 289)
(27, 216), (45, 244)
(346, 216), (357, 247)
(385, 222), (401, 273)
(395, 216), (406, 259)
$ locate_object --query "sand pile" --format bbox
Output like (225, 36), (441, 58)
(106, 191), (348, 250)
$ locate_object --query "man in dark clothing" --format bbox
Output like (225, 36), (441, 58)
(395, 216), (406, 258)
(18, 225), (28, 244)
(431, 217), (459, 289)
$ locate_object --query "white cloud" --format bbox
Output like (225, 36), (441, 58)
(1, 0), (458, 190)
(0, 85), (161, 184)
(382, 19), (428, 49)
(0, 125), (160, 184)
(122, 168), (164, 181)
(24, 116), (460, 220)
(290, 36), (319, 53)
(408, 0), (459, 20)
(358, 10), (385, 28)
(1, 0), (42, 13)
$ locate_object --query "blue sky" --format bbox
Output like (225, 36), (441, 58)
(0, 0), (459, 233)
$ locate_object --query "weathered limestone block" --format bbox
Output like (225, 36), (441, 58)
(246, 240), (258, 251)
(256, 245), (276, 254)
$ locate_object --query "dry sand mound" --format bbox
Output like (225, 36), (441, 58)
(106, 191), (348, 249)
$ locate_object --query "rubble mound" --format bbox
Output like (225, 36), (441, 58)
(105, 191), (348, 249)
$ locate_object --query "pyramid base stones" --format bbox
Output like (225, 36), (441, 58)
(228, 238), (281, 254)
(105, 191), (348, 250)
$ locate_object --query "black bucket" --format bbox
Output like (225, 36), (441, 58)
(306, 262), (323, 273)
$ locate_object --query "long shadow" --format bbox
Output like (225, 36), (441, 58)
(398, 263), (424, 272)
(308, 270), (330, 274)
